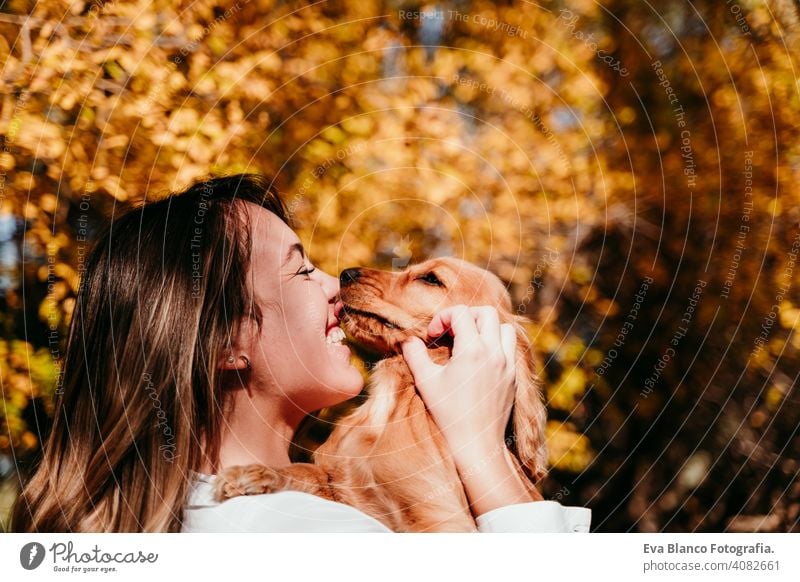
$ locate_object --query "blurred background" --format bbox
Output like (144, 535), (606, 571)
(0, 0), (798, 532)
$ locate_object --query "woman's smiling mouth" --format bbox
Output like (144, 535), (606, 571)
(325, 326), (346, 345)
(325, 326), (351, 361)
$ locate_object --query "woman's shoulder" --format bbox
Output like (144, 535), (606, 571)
(181, 473), (391, 533)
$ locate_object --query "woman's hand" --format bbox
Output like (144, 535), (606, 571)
(401, 305), (515, 458)
(401, 305), (537, 517)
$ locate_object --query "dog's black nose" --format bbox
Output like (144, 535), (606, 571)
(340, 268), (362, 286)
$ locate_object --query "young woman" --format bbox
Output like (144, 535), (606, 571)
(12, 174), (590, 533)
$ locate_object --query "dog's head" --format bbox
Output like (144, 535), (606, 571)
(338, 257), (512, 353)
(338, 256), (548, 483)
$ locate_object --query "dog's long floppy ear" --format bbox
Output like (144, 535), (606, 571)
(506, 316), (548, 484)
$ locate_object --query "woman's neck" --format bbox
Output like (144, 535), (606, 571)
(201, 391), (300, 473)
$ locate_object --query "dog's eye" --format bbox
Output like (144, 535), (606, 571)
(417, 272), (444, 287)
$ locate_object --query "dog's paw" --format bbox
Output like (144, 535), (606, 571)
(214, 465), (286, 501)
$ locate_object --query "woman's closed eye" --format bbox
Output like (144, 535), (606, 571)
(295, 264), (317, 279)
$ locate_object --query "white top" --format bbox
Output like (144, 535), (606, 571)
(181, 473), (591, 533)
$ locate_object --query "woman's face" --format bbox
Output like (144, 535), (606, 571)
(240, 204), (364, 414)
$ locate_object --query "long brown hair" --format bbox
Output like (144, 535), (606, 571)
(12, 174), (289, 532)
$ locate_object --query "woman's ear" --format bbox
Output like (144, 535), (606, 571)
(219, 354), (251, 371)
(219, 318), (257, 371)
(507, 316), (548, 484)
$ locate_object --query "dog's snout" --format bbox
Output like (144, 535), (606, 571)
(340, 268), (362, 286)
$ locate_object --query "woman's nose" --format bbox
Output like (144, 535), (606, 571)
(318, 268), (340, 300)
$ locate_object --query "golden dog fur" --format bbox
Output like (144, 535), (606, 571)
(215, 257), (547, 532)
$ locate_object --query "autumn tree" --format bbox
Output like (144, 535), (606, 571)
(1, 0), (797, 531)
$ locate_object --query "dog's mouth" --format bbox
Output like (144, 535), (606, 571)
(340, 303), (453, 355)
(341, 305), (402, 330)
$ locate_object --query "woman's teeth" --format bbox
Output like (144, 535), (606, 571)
(325, 326), (346, 346)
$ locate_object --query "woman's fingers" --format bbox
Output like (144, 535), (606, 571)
(428, 305), (509, 356)
(499, 323), (517, 371)
(427, 305), (479, 355)
(401, 336), (438, 383)
(471, 306), (502, 348)
(499, 323), (518, 411)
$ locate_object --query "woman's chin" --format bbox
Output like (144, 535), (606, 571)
(313, 342), (364, 404)
(331, 369), (364, 400)
(325, 340), (352, 363)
